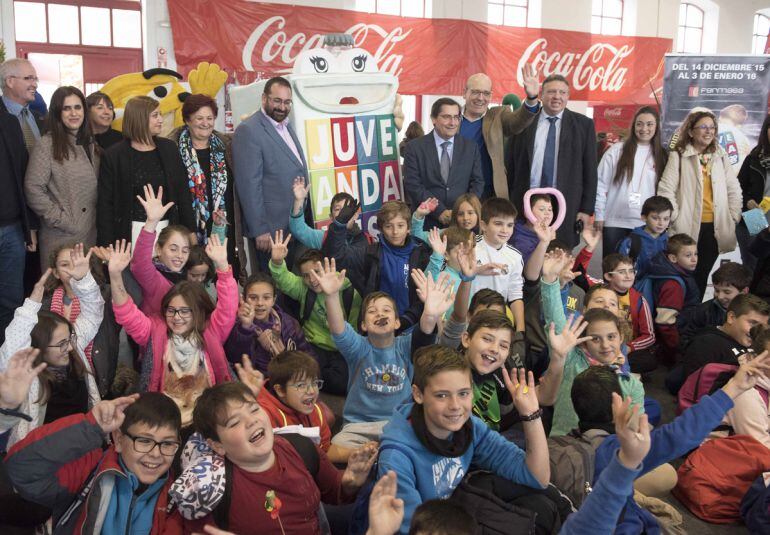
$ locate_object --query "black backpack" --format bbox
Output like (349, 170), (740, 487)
(302, 284), (357, 326)
(212, 433), (321, 530)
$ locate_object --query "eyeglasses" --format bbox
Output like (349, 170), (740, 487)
(468, 89), (492, 98)
(268, 97), (292, 107)
(288, 380), (324, 393)
(165, 307), (192, 319)
(47, 332), (77, 354)
(438, 114), (461, 122)
(693, 125), (716, 132)
(607, 269), (636, 276)
(124, 431), (180, 456)
(10, 75), (39, 83)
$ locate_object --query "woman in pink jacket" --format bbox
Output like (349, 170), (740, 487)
(130, 184), (194, 317)
(107, 234), (236, 428)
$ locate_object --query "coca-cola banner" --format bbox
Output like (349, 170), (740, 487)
(661, 54), (770, 169)
(167, 0), (671, 103)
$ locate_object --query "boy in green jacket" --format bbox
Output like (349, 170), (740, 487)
(269, 230), (361, 395)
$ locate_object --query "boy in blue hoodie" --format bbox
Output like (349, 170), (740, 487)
(618, 196), (673, 277)
(313, 259), (452, 449)
(325, 200), (441, 332)
(377, 344), (550, 534)
(570, 354), (770, 535)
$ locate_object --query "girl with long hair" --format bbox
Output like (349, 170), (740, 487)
(594, 106), (668, 254)
(24, 86), (99, 269)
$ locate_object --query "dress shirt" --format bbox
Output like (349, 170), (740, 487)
(530, 109), (564, 188)
(2, 96), (40, 139)
(262, 109), (303, 164)
(433, 130), (454, 165)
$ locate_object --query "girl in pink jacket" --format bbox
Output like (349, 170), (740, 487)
(108, 234), (236, 427)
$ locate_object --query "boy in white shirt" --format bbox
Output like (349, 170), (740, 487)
(472, 197), (525, 332)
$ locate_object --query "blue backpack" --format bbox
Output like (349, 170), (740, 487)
(632, 274), (685, 314)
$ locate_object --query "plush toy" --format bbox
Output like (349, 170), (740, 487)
(101, 62), (227, 136)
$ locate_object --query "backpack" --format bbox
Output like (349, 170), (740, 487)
(212, 433), (322, 531)
(676, 363), (738, 415)
(632, 273), (685, 314)
(740, 474), (770, 533)
(673, 434), (770, 523)
(547, 429), (609, 507)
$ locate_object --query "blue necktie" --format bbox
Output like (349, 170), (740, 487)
(540, 116), (558, 188)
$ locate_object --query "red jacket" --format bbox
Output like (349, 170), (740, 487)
(5, 412), (182, 535)
(258, 384), (331, 452)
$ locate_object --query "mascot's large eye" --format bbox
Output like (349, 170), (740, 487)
(309, 56), (328, 74)
(351, 54), (367, 73)
(153, 85), (168, 98)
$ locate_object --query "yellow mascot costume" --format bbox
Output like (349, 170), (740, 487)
(100, 62), (227, 137)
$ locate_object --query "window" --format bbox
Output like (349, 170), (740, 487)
(14, 1), (142, 49)
(676, 3), (704, 53)
(753, 13), (770, 55)
(591, 0), (623, 35)
(488, 0), (529, 27)
(355, 0), (430, 18)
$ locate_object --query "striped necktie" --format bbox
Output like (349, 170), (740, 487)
(19, 108), (36, 151)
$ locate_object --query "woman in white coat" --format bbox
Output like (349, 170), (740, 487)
(657, 110), (743, 298)
(594, 106), (668, 253)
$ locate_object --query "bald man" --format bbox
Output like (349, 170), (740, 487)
(459, 66), (540, 200)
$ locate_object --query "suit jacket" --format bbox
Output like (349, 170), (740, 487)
(0, 98), (45, 134)
(481, 104), (538, 199)
(96, 137), (195, 246)
(403, 131), (483, 229)
(0, 108), (36, 241)
(232, 111), (308, 238)
(506, 108), (598, 248)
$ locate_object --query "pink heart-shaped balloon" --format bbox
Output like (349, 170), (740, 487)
(523, 188), (566, 230)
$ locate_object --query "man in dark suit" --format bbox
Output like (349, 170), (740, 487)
(404, 97), (483, 230)
(506, 74), (598, 249)
(0, 59), (44, 148)
(0, 106), (36, 345)
(233, 76), (308, 272)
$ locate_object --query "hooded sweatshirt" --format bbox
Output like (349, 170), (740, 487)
(378, 402), (543, 534)
(682, 325), (752, 379)
(617, 225), (668, 277)
(379, 237), (416, 316)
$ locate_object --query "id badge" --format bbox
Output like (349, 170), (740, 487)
(628, 192), (642, 209)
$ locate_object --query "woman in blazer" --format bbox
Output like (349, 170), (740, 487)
(24, 86), (99, 269)
(96, 96), (194, 247)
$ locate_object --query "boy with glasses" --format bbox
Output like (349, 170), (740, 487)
(5, 392), (183, 534)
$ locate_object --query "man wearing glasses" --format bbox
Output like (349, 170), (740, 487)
(233, 76), (308, 273)
(460, 65), (541, 200)
(0, 58), (41, 344)
(403, 97), (484, 230)
(6, 392), (184, 533)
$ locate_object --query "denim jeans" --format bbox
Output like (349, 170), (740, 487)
(0, 223), (25, 346)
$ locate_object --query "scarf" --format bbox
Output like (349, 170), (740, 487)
(167, 334), (203, 375)
(178, 127), (228, 243)
(379, 237), (416, 316)
(152, 258), (187, 283)
(410, 403), (473, 458)
(252, 309), (287, 356)
(50, 287), (93, 368)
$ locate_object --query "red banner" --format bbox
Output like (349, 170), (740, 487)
(167, 0), (671, 103)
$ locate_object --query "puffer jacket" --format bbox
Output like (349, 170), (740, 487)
(657, 144), (742, 253)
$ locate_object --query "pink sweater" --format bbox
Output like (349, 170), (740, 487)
(114, 266), (237, 392)
(130, 228), (174, 317)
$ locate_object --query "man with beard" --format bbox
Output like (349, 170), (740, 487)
(234, 77), (308, 272)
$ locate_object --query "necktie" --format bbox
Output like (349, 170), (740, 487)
(540, 116), (558, 188)
(440, 141), (451, 183)
(19, 108), (36, 151)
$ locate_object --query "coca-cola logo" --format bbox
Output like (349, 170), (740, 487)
(241, 16), (411, 77)
(517, 38), (633, 92)
(604, 107), (623, 117)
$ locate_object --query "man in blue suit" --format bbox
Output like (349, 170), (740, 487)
(233, 77), (308, 272)
(403, 98), (484, 230)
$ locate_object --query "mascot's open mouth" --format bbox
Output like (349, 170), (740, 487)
(339, 96), (359, 105)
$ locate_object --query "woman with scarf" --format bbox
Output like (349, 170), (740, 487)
(169, 94), (241, 274)
(24, 86), (99, 269)
(737, 113), (770, 271)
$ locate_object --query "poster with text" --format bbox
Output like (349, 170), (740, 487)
(661, 54), (770, 169)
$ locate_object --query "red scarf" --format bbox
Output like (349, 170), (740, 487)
(50, 287), (94, 369)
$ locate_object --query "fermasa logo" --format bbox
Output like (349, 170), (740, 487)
(688, 86), (699, 97)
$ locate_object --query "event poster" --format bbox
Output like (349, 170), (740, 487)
(661, 54), (770, 168)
